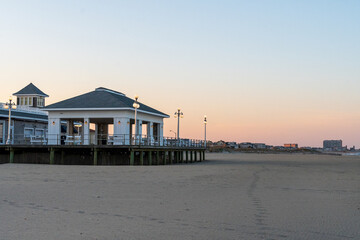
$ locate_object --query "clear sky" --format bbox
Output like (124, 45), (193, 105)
(1, 0), (360, 147)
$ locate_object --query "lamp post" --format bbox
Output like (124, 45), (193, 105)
(170, 130), (176, 139)
(174, 108), (183, 141)
(204, 115), (207, 148)
(4, 97), (17, 145)
(74, 123), (82, 136)
(133, 95), (140, 143)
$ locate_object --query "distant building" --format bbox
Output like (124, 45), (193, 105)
(239, 142), (269, 149)
(284, 143), (298, 149)
(226, 142), (238, 148)
(239, 142), (253, 149)
(215, 140), (226, 147)
(253, 143), (266, 149)
(273, 146), (287, 150)
(323, 140), (343, 151)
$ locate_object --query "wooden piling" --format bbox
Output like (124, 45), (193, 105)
(163, 151), (167, 165)
(93, 148), (98, 165)
(156, 151), (160, 165)
(130, 151), (134, 165)
(9, 148), (14, 164)
(148, 151), (152, 165)
(50, 148), (55, 165)
(140, 151), (144, 165)
(61, 150), (65, 165)
(169, 151), (173, 164)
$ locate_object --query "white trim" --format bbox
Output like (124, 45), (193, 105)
(14, 94), (49, 97)
(44, 108), (170, 118)
(0, 114), (47, 122)
(95, 88), (125, 96)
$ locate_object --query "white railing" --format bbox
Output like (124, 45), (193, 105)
(6, 134), (205, 148)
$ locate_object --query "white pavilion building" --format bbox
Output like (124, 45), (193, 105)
(44, 87), (169, 145)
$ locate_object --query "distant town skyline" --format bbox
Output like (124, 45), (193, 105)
(1, 1), (360, 147)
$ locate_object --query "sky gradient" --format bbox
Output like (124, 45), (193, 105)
(1, 0), (360, 147)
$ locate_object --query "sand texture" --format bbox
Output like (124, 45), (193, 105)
(0, 153), (359, 239)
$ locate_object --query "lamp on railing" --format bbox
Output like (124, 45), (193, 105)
(4, 96), (17, 145)
(204, 115), (207, 148)
(170, 130), (176, 139)
(133, 95), (140, 143)
(174, 108), (183, 141)
(74, 123), (82, 136)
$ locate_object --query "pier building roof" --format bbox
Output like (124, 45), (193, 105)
(0, 108), (48, 122)
(45, 87), (169, 118)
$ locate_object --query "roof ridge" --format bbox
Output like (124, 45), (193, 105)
(95, 87), (125, 96)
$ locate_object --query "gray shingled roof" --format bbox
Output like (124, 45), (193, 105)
(0, 109), (48, 122)
(44, 87), (169, 117)
(13, 83), (49, 97)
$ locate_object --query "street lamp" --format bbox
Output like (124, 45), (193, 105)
(204, 115), (207, 148)
(133, 95), (140, 142)
(174, 108), (183, 141)
(170, 130), (176, 139)
(4, 96), (17, 145)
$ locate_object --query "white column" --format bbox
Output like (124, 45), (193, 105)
(137, 120), (142, 145)
(147, 122), (154, 145)
(159, 122), (164, 146)
(147, 122), (153, 137)
(94, 123), (98, 145)
(113, 117), (130, 145)
(66, 120), (70, 135)
(48, 118), (61, 145)
(138, 120), (142, 136)
(83, 118), (90, 145)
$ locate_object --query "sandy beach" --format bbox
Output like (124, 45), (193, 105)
(0, 153), (359, 240)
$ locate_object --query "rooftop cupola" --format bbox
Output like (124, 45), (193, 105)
(13, 83), (49, 108)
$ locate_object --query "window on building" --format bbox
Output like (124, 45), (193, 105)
(29, 97), (32, 106)
(33, 97), (37, 107)
(37, 97), (43, 107)
(25, 97), (28, 105)
(24, 128), (34, 138)
(35, 129), (45, 137)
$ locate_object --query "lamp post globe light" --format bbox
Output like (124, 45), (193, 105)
(174, 108), (183, 141)
(4, 96), (17, 145)
(133, 95), (140, 143)
(204, 115), (207, 148)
